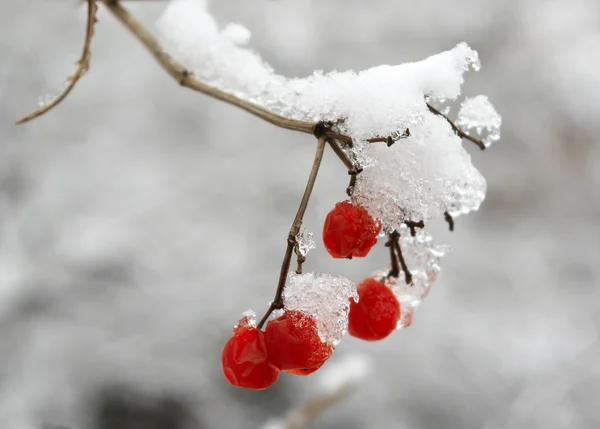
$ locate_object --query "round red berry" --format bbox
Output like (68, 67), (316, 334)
(283, 359), (327, 376)
(265, 310), (332, 374)
(221, 319), (279, 390)
(348, 277), (401, 341)
(322, 201), (381, 259)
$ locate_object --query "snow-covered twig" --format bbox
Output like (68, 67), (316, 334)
(100, 0), (316, 135)
(427, 102), (486, 150)
(16, 0), (98, 124)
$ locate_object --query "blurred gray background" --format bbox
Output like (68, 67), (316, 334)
(1, 0), (599, 428)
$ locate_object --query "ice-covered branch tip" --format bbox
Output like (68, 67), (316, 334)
(16, 0), (98, 125)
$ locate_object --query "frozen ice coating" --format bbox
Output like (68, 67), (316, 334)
(295, 227), (315, 257)
(371, 230), (448, 320)
(396, 229), (449, 308)
(238, 309), (257, 328)
(457, 95), (502, 147)
(353, 115), (487, 228)
(283, 273), (357, 346)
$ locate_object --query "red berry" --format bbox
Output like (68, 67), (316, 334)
(322, 201), (381, 259)
(265, 310), (332, 374)
(221, 319), (279, 390)
(348, 278), (401, 341)
(284, 359), (327, 376)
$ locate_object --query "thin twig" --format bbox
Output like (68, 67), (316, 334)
(327, 139), (354, 172)
(444, 211), (455, 231)
(294, 244), (306, 275)
(427, 102), (486, 150)
(366, 128), (410, 146)
(404, 220), (424, 237)
(385, 232), (400, 278)
(257, 136), (327, 329)
(392, 232), (412, 285)
(326, 139), (363, 197)
(16, 0), (98, 124)
(101, 0), (316, 134)
(324, 131), (353, 147)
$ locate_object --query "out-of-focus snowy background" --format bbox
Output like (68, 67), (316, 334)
(1, 0), (599, 428)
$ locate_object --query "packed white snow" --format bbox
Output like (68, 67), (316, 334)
(282, 272), (357, 346)
(157, 0), (498, 230)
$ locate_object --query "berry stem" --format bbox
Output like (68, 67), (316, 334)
(326, 139), (362, 197)
(444, 211), (455, 231)
(366, 128), (410, 146)
(294, 244), (306, 275)
(257, 136), (327, 329)
(386, 232), (401, 279)
(392, 233), (413, 285)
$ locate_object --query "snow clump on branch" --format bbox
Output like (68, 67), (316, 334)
(157, 0), (500, 230)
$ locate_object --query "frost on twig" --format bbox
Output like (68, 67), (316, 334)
(16, 0), (98, 125)
(262, 354), (372, 429)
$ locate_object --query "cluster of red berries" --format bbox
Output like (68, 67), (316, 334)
(221, 311), (332, 390)
(222, 200), (410, 390)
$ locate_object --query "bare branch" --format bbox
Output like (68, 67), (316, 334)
(257, 136), (327, 329)
(427, 102), (486, 150)
(16, 0), (98, 124)
(101, 0), (316, 135)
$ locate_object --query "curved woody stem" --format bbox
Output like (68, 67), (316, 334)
(257, 136), (327, 329)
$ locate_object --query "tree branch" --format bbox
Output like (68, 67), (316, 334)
(16, 0), (98, 124)
(257, 136), (327, 329)
(100, 0), (316, 135)
(427, 102), (486, 150)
